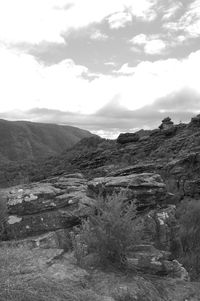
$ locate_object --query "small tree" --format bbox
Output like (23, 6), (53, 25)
(72, 191), (141, 268)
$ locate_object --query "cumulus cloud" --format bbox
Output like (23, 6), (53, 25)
(90, 30), (108, 41)
(153, 88), (200, 112)
(107, 12), (132, 29)
(1, 43), (200, 137)
(163, 0), (200, 38)
(0, 0), (158, 45)
(130, 34), (166, 55)
(162, 1), (183, 20)
(1, 45), (200, 115)
(2, 87), (199, 139)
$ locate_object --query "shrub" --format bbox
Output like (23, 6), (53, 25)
(177, 199), (200, 279)
(72, 192), (141, 269)
(0, 191), (8, 239)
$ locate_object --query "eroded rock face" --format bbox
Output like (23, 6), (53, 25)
(127, 245), (189, 280)
(117, 133), (140, 144)
(87, 173), (166, 210)
(189, 114), (200, 128)
(2, 173), (92, 240)
(137, 205), (180, 253)
(0, 170), (189, 281)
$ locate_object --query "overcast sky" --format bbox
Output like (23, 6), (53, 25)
(0, 0), (200, 138)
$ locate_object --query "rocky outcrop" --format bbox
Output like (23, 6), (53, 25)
(86, 172), (187, 280)
(138, 205), (180, 252)
(117, 133), (139, 144)
(1, 173), (92, 240)
(87, 173), (166, 210)
(126, 244), (189, 280)
(0, 228), (72, 250)
(159, 117), (174, 131)
(0, 170), (189, 282)
(109, 163), (159, 177)
(188, 114), (200, 128)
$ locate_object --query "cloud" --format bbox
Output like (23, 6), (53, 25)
(153, 88), (200, 112)
(2, 87), (199, 139)
(90, 30), (108, 41)
(162, 1), (183, 20)
(144, 39), (166, 54)
(163, 0), (200, 38)
(0, 0), (158, 45)
(1, 45), (200, 137)
(115, 63), (136, 75)
(130, 34), (166, 55)
(107, 12), (132, 29)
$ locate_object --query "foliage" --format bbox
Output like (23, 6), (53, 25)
(0, 191), (8, 238)
(177, 199), (200, 279)
(72, 192), (141, 269)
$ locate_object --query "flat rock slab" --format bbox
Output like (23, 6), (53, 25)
(88, 173), (166, 209)
(1, 174), (92, 240)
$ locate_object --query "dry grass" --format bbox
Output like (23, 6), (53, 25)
(1, 244), (200, 301)
(0, 245), (102, 301)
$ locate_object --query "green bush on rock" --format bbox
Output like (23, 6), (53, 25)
(72, 192), (142, 269)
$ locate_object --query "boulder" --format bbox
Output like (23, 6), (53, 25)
(126, 244), (189, 280)
(159, 117), (174, 131)
(117, 133), (139, 144)
(87, 173), (166, 210)
(1, 174), (92, 240)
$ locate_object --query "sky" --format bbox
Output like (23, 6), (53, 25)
(0, 0), (200, 138)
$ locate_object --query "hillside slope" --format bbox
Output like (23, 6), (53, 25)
(0, 119), (94, 163)
(1, 114), (200, 189)
(26, 114), (200, 199)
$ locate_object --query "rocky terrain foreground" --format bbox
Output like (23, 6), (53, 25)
(1, 115), (200, 300)
(1, 245), (200, 301)
(0, 170), (199, 300)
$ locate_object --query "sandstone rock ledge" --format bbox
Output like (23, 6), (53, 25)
(87, 173), (166, 210)
(2, 173), (92, 240)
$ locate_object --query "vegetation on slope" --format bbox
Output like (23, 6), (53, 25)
(0, 119), (94, 163)
(176, 199), (200, 280)
(72, 193), (141, 269)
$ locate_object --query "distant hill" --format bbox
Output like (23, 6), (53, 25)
(0, 119), (94, 163)
(2, 114), (200, 189)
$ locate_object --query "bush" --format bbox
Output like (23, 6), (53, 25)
(177, 199), (200, 279)
(72, 192), (141, 269)
(0, 191), (8, 239)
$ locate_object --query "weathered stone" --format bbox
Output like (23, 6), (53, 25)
(109, 163), (158, 177)
(159, 117), (174, 131)
(189, 114), (200, 128)
(0, 229), (72, 250)
(126, 244), (189, 280)
(117, 133), (140, 144)
(2, 174), (92, 240)
(137, 205), (180, 252)
(87, 173), (166, 210)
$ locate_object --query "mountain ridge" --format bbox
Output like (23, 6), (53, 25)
(0, 119), (94, 163)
